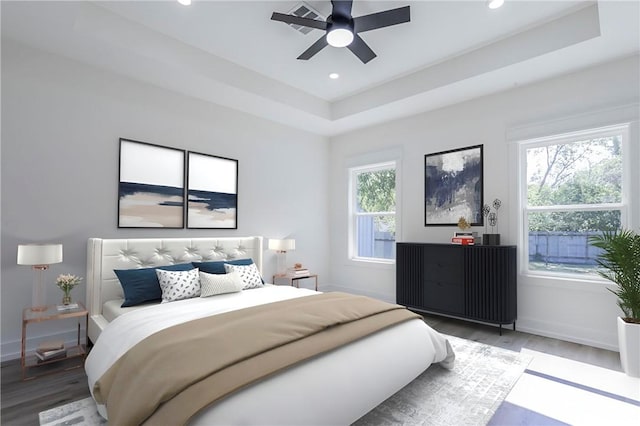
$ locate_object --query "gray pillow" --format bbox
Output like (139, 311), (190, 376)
(200, 271), (244, 297)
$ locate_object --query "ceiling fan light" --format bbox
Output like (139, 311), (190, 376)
(327, 28), (354, 48)
(487, 0), (504, 9)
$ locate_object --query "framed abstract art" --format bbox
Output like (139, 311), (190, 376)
(118, 138), (185, 228)
(186, 151), (238, 229)
(424, 144), (484, 227)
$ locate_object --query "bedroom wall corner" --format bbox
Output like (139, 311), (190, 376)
(0, 39), (331, 361)
(327, 54), (640, 351)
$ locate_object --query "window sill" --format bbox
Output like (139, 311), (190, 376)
(519, 271), (616, 294)
(347, 258), (395, 269)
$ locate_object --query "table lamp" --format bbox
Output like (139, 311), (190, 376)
(268, 238), (295, 275)
(17, 243), (63, 311)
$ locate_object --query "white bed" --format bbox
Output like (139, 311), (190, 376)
(85, 236), (454, 425)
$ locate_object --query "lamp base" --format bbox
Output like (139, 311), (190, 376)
(276, 251), (288, 275)
(31, 265), (48, 311)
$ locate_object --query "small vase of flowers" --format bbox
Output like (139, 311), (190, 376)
(56, 274), (83, 305)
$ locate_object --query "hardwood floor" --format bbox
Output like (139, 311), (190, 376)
(422, 314), (623, 372)
(0, 315), (622, 425)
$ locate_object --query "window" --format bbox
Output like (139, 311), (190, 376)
(519, 124), (628, 276)
(349, 161), (397, 262)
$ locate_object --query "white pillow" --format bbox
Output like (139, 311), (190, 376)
(200, 271), (244, 297)
(224, 263), (263, 290)
(156, 268), (200, 303)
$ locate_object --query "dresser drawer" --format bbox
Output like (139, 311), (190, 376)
(423, 280), (464, 316)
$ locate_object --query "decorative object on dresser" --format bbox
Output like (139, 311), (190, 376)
(590, 229), (640, 377)
(118, 138), (185, 228)
(268, 238), (296, 275)
(482, 198), (502, 245)
(452, 217), (476, 245)
(17, 243), (63, 311)
(186, 151), (238, 229)
(396, 242), (517, 334)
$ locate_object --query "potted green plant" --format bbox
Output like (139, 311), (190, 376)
(590, 229), (640, 377)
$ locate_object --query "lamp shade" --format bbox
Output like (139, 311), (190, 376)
(17, 244), (63, 266)
(268, 239), (295, 252)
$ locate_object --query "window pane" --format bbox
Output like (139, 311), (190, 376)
(526, 136), (622, 207)
(356, 169), (396, 213)
(527, 211), (621, 274)
(357, 215), (395, 259)
(528, 210), (621, 232)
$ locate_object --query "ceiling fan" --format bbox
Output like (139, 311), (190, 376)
(271, 1), (411, 64)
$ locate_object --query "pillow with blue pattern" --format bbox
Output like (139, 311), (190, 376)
(156, 268), (201, 303)
(224, 263), (263, 290)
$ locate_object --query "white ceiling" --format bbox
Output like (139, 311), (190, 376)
(2, 1), (639, 136)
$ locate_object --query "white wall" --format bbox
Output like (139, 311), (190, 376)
(327, 55), (640, 351)
(0, 39), (330, 360)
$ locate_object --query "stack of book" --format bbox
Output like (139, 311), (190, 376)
(451, 231), (477, 245)
(287, 267), (310, 277)
(35, 340), (67, 362)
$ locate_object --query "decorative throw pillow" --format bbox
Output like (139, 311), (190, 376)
(192, 258), (254, 275)
(156, 268), (201, 303)
(115, 263), (195, 307)
(224, 263), (263, 290)
(200, 271), (244, 297)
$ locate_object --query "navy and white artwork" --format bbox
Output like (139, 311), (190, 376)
(187, 152), (238, 229)
(118, 139), (185, 228)
(425, 145), (483, 226)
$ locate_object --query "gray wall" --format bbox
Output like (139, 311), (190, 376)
(1, 39), (330, 359)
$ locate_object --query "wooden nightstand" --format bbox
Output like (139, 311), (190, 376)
(21, 302), (88, 380)
(273, 273), (319, 291)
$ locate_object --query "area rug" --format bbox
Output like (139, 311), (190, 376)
(39, 335), (531, 426)
(354, 335), (532, 425)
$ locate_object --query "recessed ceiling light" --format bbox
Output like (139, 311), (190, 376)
(178, 0), (192, 6)
(329, 73), (340, 79)
(487, 0), (504, 9)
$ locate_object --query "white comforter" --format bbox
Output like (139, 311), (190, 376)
(86, 286), (454, 425)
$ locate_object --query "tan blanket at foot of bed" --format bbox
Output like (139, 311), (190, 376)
(93, 292), (423, 425)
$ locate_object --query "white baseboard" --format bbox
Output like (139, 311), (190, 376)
(1, 330), (85, 362)
(323, 284), (619, 352)
(515, 316), (618, 352)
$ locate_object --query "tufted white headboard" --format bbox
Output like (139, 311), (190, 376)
(86, 236), (263, 342)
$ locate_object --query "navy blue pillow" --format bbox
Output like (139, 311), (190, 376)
(115, 263), (195, 307)
(192, 258), (254, 274)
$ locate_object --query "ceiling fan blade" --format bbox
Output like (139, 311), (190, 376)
(331, 0), (353, 18)
(347, 34), (376, 64)
(271, 12), (328, 30)
(353, 6), (410, 33)
(297, 35), (329, 60)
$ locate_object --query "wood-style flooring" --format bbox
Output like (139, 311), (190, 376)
(0, 314), (622, 426)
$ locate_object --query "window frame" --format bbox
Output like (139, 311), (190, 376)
(518, 123), (630, 279)
(348, 160), (399, 264)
